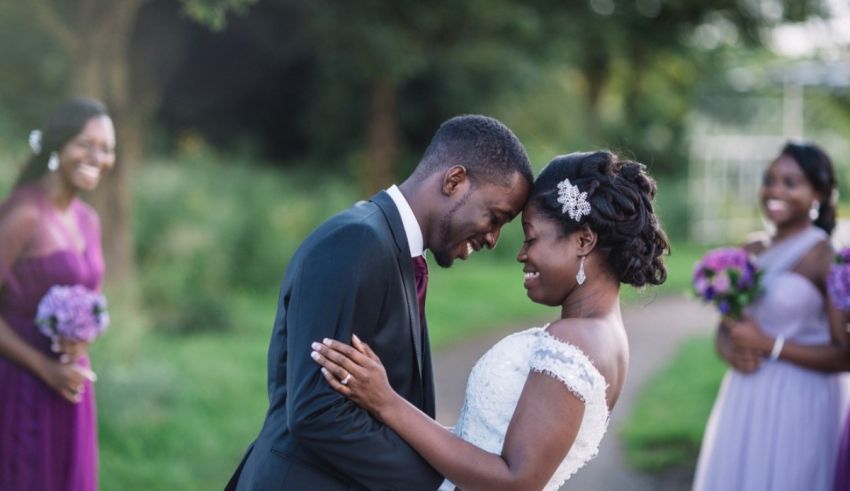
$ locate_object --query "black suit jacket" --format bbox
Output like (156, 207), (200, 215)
(227, 192), (443, 491)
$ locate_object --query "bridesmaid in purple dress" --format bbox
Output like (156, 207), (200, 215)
(0, 97), (116, 491)
(693, 141), (849, 491)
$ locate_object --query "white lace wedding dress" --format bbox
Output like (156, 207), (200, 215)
(439, 326), (610, 491)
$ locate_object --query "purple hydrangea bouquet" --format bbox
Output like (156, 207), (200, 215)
(35, 285), (109, 351)
(692, 247), (761, 319)
(827, 247), (850, 312)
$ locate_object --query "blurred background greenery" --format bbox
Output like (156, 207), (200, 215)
(0, 0), (849, 488)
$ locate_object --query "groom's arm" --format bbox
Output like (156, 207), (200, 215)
(283, 223), (443, 491)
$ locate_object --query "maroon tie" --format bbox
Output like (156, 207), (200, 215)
(412, 255), (428, 327)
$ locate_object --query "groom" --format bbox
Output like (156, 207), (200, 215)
(226, 115), (533, 490)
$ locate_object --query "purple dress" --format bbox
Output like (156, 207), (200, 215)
(693, 226), (845, 491)
(0, 184), (103, 491)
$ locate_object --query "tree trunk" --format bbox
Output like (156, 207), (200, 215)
(361, 76), (399, 194)
(64, 0), (149, 290)
(622, 43), (646, 125)
(90, 110), (144, 290)
(577, 27), (610, 142)
(580, 52), (609, 141)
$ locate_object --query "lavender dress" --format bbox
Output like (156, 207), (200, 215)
(693, 226), (845, 491)
(0, 184), (102, 491)
(836, 423), (850, 491)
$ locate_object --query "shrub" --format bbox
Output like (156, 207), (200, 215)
(133, 153), (358, 332)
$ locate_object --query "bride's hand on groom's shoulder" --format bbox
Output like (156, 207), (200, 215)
(311, 335), (396, 418)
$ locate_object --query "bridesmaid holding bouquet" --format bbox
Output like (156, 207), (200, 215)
(693, 141), (849, 491)
(0, 97), (115, 491)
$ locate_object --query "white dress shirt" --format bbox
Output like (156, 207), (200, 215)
(386, 185), (424, 258)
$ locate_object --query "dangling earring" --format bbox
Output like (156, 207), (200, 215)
(809, 200), (820, 221)
(47, 152), (59, 172)
(576, 256), (586, 285)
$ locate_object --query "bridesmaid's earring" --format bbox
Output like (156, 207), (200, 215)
(576, 256), (586, 285)
(809, 200), (820, 221)
(47, 152), (59, 172)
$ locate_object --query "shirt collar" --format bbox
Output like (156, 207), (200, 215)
(386, 185), (424, 258)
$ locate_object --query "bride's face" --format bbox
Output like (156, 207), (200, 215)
(516, 204), (579, 306)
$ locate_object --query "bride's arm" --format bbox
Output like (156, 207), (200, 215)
(312, 337), (584, 491)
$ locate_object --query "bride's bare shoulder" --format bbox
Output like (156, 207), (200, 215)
(543, 318), (626, 403)
(543, 319), (611, 366)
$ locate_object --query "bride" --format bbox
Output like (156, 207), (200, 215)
(311, 150), (669, 491)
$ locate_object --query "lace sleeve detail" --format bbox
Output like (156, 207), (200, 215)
(529, 329), (610, 490)
(529, 331), (606, 403)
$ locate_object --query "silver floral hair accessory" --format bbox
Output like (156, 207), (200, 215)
(556, 178), (591, 221)
(28, 130), (42, 155)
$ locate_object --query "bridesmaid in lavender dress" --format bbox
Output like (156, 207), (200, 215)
(0, 97), (116, 491)
(694, 142), (849, 491)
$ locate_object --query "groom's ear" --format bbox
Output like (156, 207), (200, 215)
(441, 165), (470, 197)
(574, 225), (597, 255)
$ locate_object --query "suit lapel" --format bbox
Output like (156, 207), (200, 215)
(370, 192), (423, 379)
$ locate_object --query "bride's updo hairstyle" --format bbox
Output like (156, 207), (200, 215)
(530, 151), (669, 287)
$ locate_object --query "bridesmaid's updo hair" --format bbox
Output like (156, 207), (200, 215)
(14, 97), (110, 188)
(530, 151), (669, 287)
(780, 141), (837, 235)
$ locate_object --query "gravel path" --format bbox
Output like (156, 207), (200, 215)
(433, 295), (718, 491)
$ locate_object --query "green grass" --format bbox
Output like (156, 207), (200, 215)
(95, 294), (272, 490)
(621, 335), (727, 473)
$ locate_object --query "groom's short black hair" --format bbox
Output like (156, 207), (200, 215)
(412, 115), (533, 188)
